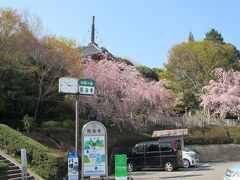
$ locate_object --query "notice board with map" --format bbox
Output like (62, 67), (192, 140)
(81, 121), (108, 178)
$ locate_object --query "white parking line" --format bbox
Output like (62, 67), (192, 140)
(184, 163), (209, 176)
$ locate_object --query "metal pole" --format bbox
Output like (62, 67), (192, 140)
(75, 96), (81, 180)
(75, 96), (79, 153)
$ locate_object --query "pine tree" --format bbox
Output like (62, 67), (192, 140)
(204, 28), (224, 44)
(188, 32), (194, 42)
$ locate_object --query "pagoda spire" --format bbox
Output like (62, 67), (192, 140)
(81, 16), (101, 56)
(91, 16), (96, 45)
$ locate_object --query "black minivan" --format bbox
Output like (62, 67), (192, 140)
(127, 140), (182, 172)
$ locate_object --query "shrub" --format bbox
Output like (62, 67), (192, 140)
(42, 121), (62, 129)
(0, 124), (65, 179)
(185, 137), (233, 145)
(23, 114), (36, 133)
(62, 120), (75, 129)
(0, 161), (7, 172)
(226, 127), (240, 141)
(186, 125), (240, 145)
(233, 138), (240, 144)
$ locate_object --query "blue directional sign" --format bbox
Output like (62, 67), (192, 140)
(68, 151), (79, 180)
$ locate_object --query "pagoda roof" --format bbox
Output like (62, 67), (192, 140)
(81, 43), (102, 56)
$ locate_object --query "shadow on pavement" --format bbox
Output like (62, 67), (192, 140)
(129, 164), (214, 177)
(160, 174), (203, 179)
(132, 165), (213, 173)
(130, 171), (159, 176)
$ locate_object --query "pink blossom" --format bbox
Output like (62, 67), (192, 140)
(201, 68), (240, 118)
(80, 53), (175, 124)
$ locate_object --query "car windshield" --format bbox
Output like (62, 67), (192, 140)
(183, 147), (191, 152)
(132, 145), (143, 154)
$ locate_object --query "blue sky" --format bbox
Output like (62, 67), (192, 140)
(1, 0), (240, 68)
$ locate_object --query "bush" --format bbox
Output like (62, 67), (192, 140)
(0, 124), (65, 179)
(233, 138), (240, 144)
(186, 125), (240, 145)
(62, 120), (75, 129)
(226, 127), (240, 141)
(42, 121), (62, 129)
(185, 137), (233, 145)
(23, 114), (36, 133)
(0, 161), (7, 172)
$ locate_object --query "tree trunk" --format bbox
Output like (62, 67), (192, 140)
(34, 77), (43, 121)
(207, 108), (210, 119)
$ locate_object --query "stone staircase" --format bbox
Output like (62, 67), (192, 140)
(0, 154), (35, 180)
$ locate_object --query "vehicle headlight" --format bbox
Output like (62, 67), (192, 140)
(233, 171), (240, 177)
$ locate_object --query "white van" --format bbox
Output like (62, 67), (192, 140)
(182, 148), (199, 168)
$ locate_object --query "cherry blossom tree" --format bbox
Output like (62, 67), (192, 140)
(80, 53), (175, 126)
(201, 68), (240, 119)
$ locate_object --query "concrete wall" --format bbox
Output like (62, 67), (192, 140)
(186, 144), (240, 162)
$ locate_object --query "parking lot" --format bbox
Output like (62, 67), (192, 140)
(128, 162), (234, 180)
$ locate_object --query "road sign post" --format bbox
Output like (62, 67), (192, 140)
(59, 77), (96, 180)
(75, 96), (79, 154)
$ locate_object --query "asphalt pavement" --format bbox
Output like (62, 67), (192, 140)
(128, 162), (235, 180)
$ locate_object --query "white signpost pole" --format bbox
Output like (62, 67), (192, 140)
(21, 149), (27, 180)
(75, 96), (79, 154)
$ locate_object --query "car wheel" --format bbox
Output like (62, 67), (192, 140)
(164, 162), (174, 172)
(128, 163), (134, 172)
(183, 159), (190, 168)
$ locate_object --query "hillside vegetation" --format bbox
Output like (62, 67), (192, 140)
(0, 124), (65, 179)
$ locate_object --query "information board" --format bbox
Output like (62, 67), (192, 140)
(82, 121), (108, 178)
(83, 136), (106, 175)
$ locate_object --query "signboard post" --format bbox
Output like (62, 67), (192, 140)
(115, 154), (127, 180)
(21, 149), (27, 180)
(75, 96), (79, 154)
(81, 121), (108, 179)
(68, 151), (79, 180)
(59, 78), (96, 179)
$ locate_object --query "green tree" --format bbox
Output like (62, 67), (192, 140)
(0, 9), (82, 124)
(165, 40), (240, 92)
(188, 32), (194, 42)
(23, 114), (36, 133)
(183, 91), (199, 112)
(204, 28), (224, 44)
(0, 9), (37, 122)
(136, 66), (159, 81)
